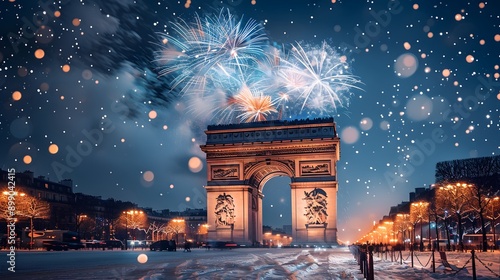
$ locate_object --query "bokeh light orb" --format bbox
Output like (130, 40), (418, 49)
(143, 171), (154, 182)
(12, 91), (22, 101)
(23, 155), (32, 164)
(82, 70), (93, 80)
(405, 94), (433, 121)
(169, 184), (174, 189)
(359, 117), (373, 131)
(148, 110), (157, 119)
(188, 157), (203, 173)
(494, 34), (500, 42)
(62, 64), (71, 72)
(380, 121), (390, 131)
(394, 53), (418, 78)
(466, 55), (474, 63)
(34, 49), (45, 59)
(72, 18), (81, 26)
(185, 197), (191, 202)
(341, 126), (359, 144)
(137, 254), (148, 264)
(48, 144), (59, 154)
(442, 69), (451, 77)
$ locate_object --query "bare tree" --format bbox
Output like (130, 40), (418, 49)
(410, 201), (429, 251)
(16, 195), (51, 249)
(148, 221), (167, 241)
(165, 219), (185, 244)
(436, 155), (500, 251)
(435, 183), (474, 251)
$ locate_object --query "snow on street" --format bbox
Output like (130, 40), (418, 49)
(4, 247), (499, 279)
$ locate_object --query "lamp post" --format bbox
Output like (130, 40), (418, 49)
(123, 210), (144, 250)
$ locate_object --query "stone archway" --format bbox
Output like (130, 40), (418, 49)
(200, 118), (340, 246)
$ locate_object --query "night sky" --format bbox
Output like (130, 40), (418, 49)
(1, 0), (499, 243)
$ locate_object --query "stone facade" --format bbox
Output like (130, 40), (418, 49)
(201, 118), (340, 246)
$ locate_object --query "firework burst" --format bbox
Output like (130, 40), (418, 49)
(155, 9), (362, 124)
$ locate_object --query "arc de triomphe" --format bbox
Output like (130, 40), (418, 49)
(200, 118), (340, 246)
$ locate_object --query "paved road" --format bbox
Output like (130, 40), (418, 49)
(1, 247), (351, 279)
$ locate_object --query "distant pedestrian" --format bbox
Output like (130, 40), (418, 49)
(184, 241), (191, 252)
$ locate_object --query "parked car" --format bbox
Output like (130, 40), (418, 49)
(203, 241), (238, 250)
(150, 240), (177, 251)
(100, 240), (124, 250)
(42, 240), (69, 251)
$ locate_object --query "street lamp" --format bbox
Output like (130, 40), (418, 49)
(123, 210), (144, 250)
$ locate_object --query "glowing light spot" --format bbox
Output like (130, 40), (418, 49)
(341, 127), (359, 144)
(121, 138), (125, 143)
(162, 125), (168, 130)
(12, 91), (22, 101)
(495, 65), (499, 70)
(82, 70), (92, 80)
(137, 254), (148, 264)
(23, 155), (32, 164)
(48, 144), (59, 154)
(479, 2), (485, 8)
(252, 0), (257, 4)
(455, 14), (462, 21)
(442, 69), (451, 77)
(380, 121), (390, 131)
(34, 49), (45, 59)
(466, 55), (474, 63)
(494, 34), (500, 42)
(428, 32), (434, 38)
(479, 39), (485, 45)
(188, 157), (203, 173)
(394, 53), (418, 78)
(143, 171), (154, 182)
(421, 53), (426, 59)
(148, 110), (157, 119)
(60, 96), (65, 100)
(406, 94), (432, 121)
(359, 118), (373, 131)
(340, 55), (347, 63)
(54, 11), (61, 17)
(403, 42), (411, 50)
(62, 64), (71, 72)
(185, 197), (191, 202)
(497, 93), (500, 100)
(453, 81), (459, 86)
(424, 67), (431, 73)
(169, 184), (174, 189)
(40, 82), (49, 91)
(494, 73), (499, 79)
(72, 18), (81, 26)
(413, 3), (419, 9)
(17, 67), (28, 77)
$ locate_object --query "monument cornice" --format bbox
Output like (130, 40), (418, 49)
(203, 144), (336, 159)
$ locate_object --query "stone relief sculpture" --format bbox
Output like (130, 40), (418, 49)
(214, 193), (236, 226)
(303, 188), (328, 224)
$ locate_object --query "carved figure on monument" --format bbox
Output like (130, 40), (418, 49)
(214, 193), (236, 226)
(303, 188), (328, 224)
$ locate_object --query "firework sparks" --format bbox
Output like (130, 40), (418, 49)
(155, 9), (361, 124)
(227, 84), (278, 123)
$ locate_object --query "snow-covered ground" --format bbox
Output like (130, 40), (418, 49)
(154, 247), (500, 279)
(6, 247), (498, 279)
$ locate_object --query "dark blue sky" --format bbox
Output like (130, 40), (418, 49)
(1, 0), (499, 242)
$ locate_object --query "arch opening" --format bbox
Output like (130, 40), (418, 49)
(261, 175), (292, 247)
